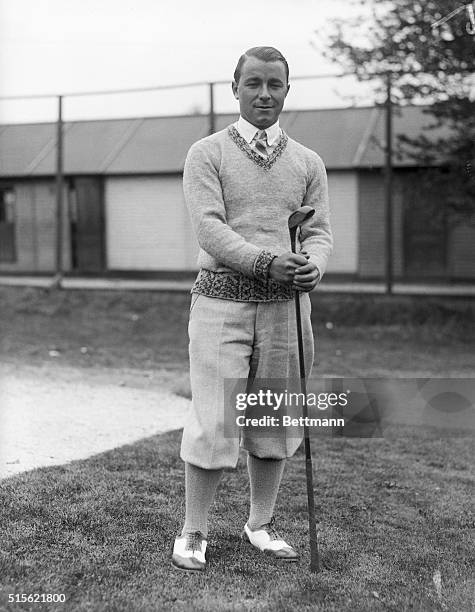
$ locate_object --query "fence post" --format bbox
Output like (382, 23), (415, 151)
(209, 82), (215, 135)
(384, 72), (393, 295)
(55, 94), (64, 285)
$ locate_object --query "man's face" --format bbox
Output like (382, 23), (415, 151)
(232, 56), (290, 129)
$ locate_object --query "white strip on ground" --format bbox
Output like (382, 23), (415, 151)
(0, 364), (189, 480)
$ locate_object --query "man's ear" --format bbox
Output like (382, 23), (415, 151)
(231, 80), (239, 100)
(285, 83), (290, 97)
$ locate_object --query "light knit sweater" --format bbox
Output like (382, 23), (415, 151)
(183, 124), (333, 301)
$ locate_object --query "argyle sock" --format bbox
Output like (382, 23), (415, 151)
(247, 454), (286, 530)
(181, 462), (222, 539)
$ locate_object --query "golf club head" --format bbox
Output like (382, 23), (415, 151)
(288, 206), (315, 230)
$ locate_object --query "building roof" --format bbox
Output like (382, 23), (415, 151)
(0, 106), (450, 177)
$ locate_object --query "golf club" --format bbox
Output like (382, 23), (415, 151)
(288, 205), (320, 573)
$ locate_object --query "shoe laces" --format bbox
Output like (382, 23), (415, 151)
(261, 517), (281, 541)
(184, 531), (204, 552)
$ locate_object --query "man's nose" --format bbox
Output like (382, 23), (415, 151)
(258, 84), (271, 100)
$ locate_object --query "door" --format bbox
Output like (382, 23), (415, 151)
(403, 172), (447, 278)
(70, 177), (105, 272)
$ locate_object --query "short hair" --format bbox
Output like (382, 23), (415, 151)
(233, 46), (289, 84)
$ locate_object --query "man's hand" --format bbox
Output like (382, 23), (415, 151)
(293, 262), (320, 291)
(268, 253), (309, 285)
(293, 250), (320, 291)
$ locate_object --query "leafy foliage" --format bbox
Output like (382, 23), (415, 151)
(319, 0), (475, 219)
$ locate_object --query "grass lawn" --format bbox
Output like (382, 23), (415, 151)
(0, 428), (473, 611)
(0, 287), (474, 610)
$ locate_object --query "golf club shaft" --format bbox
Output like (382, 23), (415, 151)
(291, 227), (320, 573)
(294, 290), (320, 573)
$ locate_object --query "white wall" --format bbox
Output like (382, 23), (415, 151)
(105, 176), (199, 270)
(326, 171), (358, 273)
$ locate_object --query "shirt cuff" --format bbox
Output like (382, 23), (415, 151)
(253, 250), (276, 281)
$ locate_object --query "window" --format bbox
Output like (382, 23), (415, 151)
(0, 187), (17, 262)
(0, 188), (15, 223)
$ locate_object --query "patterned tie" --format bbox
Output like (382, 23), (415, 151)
(253, 129), (269, 158)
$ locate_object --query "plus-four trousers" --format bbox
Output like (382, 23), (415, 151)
(180, 293), (314, 469)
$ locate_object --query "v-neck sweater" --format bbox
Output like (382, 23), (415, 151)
(183, 124), (333, 301)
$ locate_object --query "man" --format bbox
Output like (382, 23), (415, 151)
(172, 46), (332, 571)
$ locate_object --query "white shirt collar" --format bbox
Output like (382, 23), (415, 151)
(235, 116), (281, 146)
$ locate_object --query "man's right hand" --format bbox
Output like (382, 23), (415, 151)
(268, 253), (309, 284)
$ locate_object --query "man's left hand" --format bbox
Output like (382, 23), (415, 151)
(293, 251), (320, 292)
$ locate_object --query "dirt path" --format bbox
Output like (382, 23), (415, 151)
(0, 361), (189, 479)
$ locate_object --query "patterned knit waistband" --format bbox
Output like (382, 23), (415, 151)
(191, 269), (294, 302)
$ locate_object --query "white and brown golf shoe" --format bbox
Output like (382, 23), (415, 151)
(242, 517), (299, 561)
(171, 531), (207, 571)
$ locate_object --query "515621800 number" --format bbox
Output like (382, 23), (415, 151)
(8, 593), (66, 603)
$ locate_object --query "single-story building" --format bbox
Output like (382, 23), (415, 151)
(0, 106), (473, 280)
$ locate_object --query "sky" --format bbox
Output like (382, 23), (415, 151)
(0, 0), (376, 123)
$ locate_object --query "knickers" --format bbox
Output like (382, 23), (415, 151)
(180, 293), (314, 469)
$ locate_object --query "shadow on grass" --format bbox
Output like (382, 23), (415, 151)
(0, 428), (473, 611)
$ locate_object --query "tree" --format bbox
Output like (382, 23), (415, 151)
(317, 0), (475, 221)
